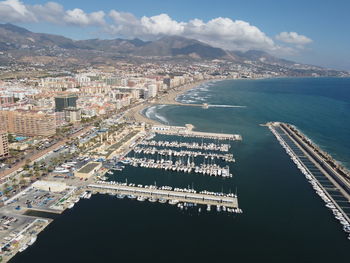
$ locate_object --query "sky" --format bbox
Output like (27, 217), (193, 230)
(0, 0), (349, 70)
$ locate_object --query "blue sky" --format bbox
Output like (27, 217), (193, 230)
(1, 0), (350, 70)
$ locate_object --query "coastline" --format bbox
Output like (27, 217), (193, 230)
(124, 79), (219, 125)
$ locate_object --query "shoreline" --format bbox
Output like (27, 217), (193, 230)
(125, 78), (219, 125)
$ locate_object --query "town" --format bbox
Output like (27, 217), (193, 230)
(0, 61), (249, 262)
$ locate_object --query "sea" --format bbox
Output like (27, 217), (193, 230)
(11, 78), (350, 262)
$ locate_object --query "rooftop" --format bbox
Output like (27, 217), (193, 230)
(77, 162), (101, 174)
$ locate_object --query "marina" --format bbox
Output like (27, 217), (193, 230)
(139, 140), (231, 152)
(268, 122), (350, 239)
(132, 146), (235, 162)
(123, 157), (232, 177)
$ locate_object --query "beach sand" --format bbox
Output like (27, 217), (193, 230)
(124, 80), (209, 125)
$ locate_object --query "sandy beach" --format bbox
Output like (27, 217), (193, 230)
(124, 79), (210, 125)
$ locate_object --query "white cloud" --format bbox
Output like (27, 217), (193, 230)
(183, 17), (276, 51)
(276, 31), (312, 45)
(64, 8), (105, 26)
(140, 14), (185, 36)
(0, 0), (106, 26)
(0, 0), (36, 22)
(0, 1), (313, 55)
(107, 13), (278, 52)
(30, 2), (64, 25)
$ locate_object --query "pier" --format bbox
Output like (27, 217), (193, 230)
(151, 125), (242, 141)
(139, 140), (231, 152)
(268, 122), (350, 237)
(132, 146), (235, 162)
(151, 101), (246, 109)
(88, 182), (239, 209)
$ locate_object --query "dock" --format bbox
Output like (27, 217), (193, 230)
(267, 122), (350, 237)
(151, 125), (242, 141)
(88, 182), (239, 208)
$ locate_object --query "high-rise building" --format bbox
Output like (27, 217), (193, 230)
(55, 95), (77, 112)
(148, 84), (158, 97)
(64, 107), (81, 123)
(0, 131), (9, 159)
(0, 110), (56, 137)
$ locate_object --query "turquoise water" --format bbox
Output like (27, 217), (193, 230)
(12, 78), (350, 262)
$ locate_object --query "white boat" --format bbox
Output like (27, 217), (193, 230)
(19, 245), (28, 252)
(68, 203), (74, 209)
(28, 236), (37, 246)
(159, 198), (167, 203)
(169, 199), (179, 205)
(137, 196), (146, 201)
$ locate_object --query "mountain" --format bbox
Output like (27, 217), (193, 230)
(0, 23), (79, 50)
(0, 23), (233, 60)
(0, 23), (348, 77)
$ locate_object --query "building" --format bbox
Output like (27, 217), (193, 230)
(74, 162), (102, 179)
(0, 131), (9, 159)
(55, 94), (77, 112)
(64, 107), (81, 123)
(0, 110), (56, 137)
(148, 84), (158, 97)
(0, 96), (14, 106)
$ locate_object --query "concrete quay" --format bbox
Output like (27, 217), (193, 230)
(88, 183), (239, 208)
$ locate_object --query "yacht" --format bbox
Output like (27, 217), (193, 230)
(137, 196), (146, 202)
(19, 245), (28, 252)
(169, 199), (179, 205)
(159, 198), (167, 203)
(28, 236), (37, 246)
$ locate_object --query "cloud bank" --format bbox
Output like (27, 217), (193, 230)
(0, 0), (313, 54)
(276, 32), (312, 45)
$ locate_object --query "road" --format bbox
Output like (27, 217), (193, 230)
(0, 125), (93, 179)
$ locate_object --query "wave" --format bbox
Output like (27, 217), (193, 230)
(143, 105), (169, 124)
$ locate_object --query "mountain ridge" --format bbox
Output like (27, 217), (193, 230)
(0, 23), (348, 77)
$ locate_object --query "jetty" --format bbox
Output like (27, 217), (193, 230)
(151, 125), (242, 141)
(267, 122), (350, 238)
(88, 181), (239, 209)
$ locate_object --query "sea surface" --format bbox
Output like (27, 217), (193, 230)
(12, 78), (350, 262)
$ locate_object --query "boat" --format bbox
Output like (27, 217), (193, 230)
(117, 194), (125, 199)
(137, 196), (146, 201)
(107, 171), (113, 175)
(68, 203), (74, 209)
(28, 236), (37, 246)
(207, 205), (211, 211)
(149, 197), (158, 203)
(159, 198), (167, 203)
(120, 160), (131, 165)
(169, 199), (179, 205)
(19, 245), (28, 252)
